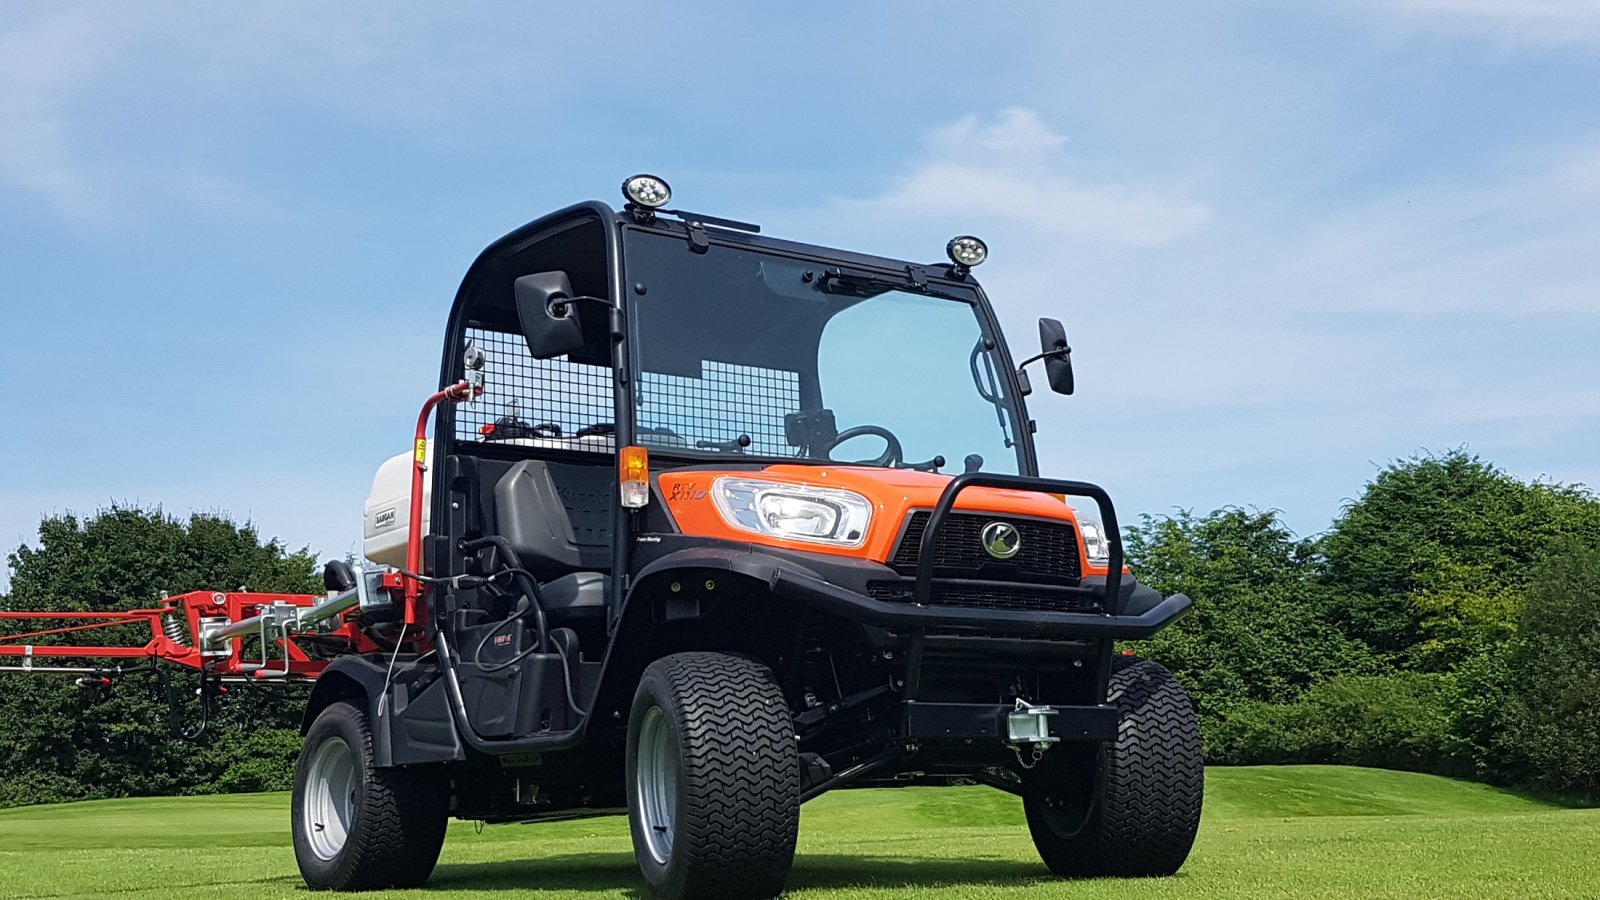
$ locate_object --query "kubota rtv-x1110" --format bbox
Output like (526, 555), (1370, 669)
(2, 175), (1204, 900)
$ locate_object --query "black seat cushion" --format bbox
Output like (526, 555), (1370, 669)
(539, 571), (609, 623)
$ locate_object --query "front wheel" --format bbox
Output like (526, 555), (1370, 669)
(1023, 656), (1203, 877)
(292, 700), (449, 891)
(626, 652), (800, 900)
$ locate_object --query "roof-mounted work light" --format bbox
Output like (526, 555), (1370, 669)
(946, 235), (988, 275)
(623, 174), (672, 211)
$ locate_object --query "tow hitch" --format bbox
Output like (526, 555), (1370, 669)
(1007, 699), (1060, 745)
(902, 699), (1117, 745)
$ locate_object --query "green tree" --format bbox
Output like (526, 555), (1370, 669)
(1128, 508), (1375, 734)
(1320, 450), (1600, 663)
(6, 506), (319, 613)
(0, 506), (319, 808)
(1495, 543), (1600, 796)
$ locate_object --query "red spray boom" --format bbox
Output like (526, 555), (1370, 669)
(0, 381), (482, 691)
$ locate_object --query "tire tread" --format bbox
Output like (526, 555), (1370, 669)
(1025, 656), (1204, 878)
(631, 652), (800, 900)
(294, 700), (448, 891)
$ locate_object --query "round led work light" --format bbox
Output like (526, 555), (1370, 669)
(946, 235), (988, 269)
(622, 174), (672, 209)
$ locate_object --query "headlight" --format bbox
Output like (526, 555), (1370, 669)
(711, 478), (872, 547)
(1079, 521), (1111, 564)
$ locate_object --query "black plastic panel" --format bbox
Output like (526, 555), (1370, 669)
(866, 579), (1098, 613)
(891, 512), (1081, 585)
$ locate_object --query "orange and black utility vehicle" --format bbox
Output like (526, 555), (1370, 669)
(1, 175), (1203, 900)
(314, 175), (1204, 898)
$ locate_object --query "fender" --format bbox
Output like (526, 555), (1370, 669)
(302, 655), (390, 734)
(627, 545), (839, 620)
(302, 654), (465, 767)
(564, 547), (835, 730)
(619, 545), (1192, 640)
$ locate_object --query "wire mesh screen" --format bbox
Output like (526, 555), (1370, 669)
(456, 329), (800, 456)
(637, 361), (800, 456)
(456, 328), (613, 448)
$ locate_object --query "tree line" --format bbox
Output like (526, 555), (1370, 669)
(1132, 450), (1600, 798)
(1, 449), (1597, 807)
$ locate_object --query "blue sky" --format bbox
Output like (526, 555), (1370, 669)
(4, 1), (1600, 587)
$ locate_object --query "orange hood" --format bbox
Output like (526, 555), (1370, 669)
(657, 465), (1090, 567)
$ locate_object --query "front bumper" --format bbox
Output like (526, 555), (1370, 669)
(771, 564), (1191, 640)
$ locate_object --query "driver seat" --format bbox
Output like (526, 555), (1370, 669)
(493, 460), (613, 628)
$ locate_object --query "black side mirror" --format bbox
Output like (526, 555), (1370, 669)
(514, 271), (586, 360)
(1038, 318), (1074, 395)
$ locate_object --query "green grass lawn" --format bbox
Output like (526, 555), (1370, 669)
(1, 766), (1595, 899)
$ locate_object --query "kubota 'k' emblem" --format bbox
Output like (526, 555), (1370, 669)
(981, 521), (1022, 560)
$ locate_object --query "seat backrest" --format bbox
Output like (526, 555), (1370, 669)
(492, 460), (612, 577)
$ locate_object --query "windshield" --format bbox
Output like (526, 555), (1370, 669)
(624, 230), (1024, 473)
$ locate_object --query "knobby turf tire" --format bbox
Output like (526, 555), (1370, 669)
(1024, 656), (1203, 878)
(626, 652), (800, 900)
(292, 700), (449, 891)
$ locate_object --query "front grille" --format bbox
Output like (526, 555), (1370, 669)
(890, 512), (1082, 585)
(867, 580), (1098, 614)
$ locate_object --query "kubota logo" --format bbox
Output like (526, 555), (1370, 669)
(981, 521), (1021, 560)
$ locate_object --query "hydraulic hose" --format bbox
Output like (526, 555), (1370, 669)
(457, 536), (550, 653)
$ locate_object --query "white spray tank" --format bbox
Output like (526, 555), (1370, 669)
(363, 441), (431, 568)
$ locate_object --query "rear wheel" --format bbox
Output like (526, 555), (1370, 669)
(1023, 656), (1203, 877)
(626, 652), (800, 900)
(292, 700), (449, 891)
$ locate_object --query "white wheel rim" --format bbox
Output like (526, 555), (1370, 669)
(303, 736), (358, 861)
(635, 706), (680, 865)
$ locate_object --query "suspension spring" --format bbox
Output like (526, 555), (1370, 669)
(161, 613), (191, 648)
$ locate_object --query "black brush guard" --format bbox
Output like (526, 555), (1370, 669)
(768, 473), (1190, 640)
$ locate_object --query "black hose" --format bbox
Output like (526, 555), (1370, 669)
(157, 668), (211, 740)
(452, 539), (587, 715)
(470, 597), (539, 674)
(457, 536), (549, 652)
(550, 636), (584, 716)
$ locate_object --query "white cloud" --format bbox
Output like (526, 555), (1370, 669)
(1255, 142), (1600, 319)
(0, 8), (126, 223)
(0, 2), (590, 229)
(844, 109), (1210, 247)
(1376, 0), (1600, 46)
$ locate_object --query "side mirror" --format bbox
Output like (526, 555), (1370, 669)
(1038, 318), (1074, 395)
(514, 271), (586, 360)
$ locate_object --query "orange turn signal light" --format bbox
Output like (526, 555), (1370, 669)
(620, 445), (649, 508)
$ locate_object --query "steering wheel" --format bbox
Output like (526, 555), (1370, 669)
(821, 425), (904, 467)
